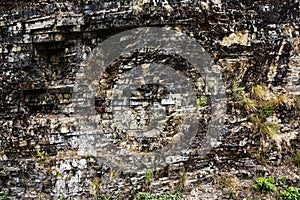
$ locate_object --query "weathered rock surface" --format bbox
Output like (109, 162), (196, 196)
(0, 0), (299, 199)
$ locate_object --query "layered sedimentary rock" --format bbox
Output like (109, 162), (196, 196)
(0, 0), (299, 199)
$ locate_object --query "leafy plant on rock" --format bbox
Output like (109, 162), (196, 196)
(278, 187), (300, 200)
(232, 81), (246, 98)
(253, 177), (276, 193)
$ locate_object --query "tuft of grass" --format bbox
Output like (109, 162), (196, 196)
(250, 115), (262, 125)
(251, 85), (268, 100)
(253, 177), (276, 193)
(254, 152), (268, 165)
(242, 97), (257, 112)
(259, 123), (280, 139)
(109, 169), (118, 180)
(232, 82), (258, 112)
(272, 94), (292, 108)
(91, 177), (102, 196)
(144, 169), (154, 185)
(176, 173), (188, 190)
(218, 175), (239, 190)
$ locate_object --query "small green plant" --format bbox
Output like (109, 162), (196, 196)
(136, 192), (154, 200)
(196, 96), (207, 115)
(135, 191), (183, 200)
(144, 169), (154, 185)
(254, 152), (268, 165)
(258, 104), (274, 120)
(278, 187), (300, 200)
(232, 81), (245, 97)
(55, 169), (62, 178)
(232, 82), (258, 112)
(253, 177), (276, 193)
(1, 191), (8, 200)
(96, 194), (112, 200)
(197, 96), (207, 107)
(278, 177), (287, 187)
(37, 151), (46, 161)
(226, 189), (237, 200)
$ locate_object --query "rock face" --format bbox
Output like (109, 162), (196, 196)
(0, 0), (299, 199)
